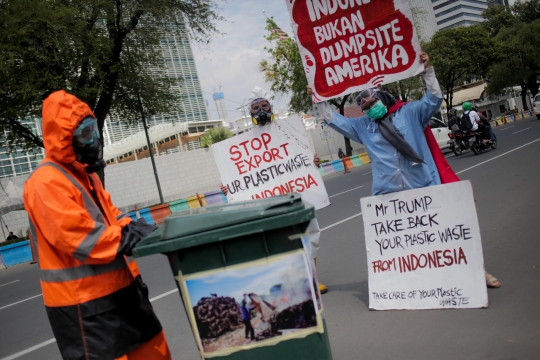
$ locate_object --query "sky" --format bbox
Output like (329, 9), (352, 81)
(185, 252), (310, 305)
(191, 0), (293, 123)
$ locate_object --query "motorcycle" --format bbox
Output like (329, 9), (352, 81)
(447, 127), (497, 156)
(448, 118), (497, 156)
(447, 130), (471, 156)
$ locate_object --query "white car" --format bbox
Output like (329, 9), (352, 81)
(429, 117), (451, 149)
(533, 94), (540, 119)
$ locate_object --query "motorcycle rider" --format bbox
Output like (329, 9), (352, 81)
(447, 108), (461, 132)
(462, 102), (490, 144)
(472, 104), (495, 141)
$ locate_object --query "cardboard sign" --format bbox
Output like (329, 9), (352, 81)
(212, 115), (330, 210)
(285, 0), (424, 102)
(360, 181), (488, 310)
(176, 250), (323, 357)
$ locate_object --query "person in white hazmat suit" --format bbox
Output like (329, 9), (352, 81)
(220, 87), (327, 294)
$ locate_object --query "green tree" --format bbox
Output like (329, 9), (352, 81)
(382, 76), (425, 102)
(259, 18), (354, 156)
(423, 25), (496, 109)
(0, 0), (223, 153)
(486, 21), (540, 109)
(482, 1), (540, 107)
(481, 4), (516, 38)
(513, 0), (540, 23)
(200, 127), (233, 148)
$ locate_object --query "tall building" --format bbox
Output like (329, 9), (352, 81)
(433, 0), (489, 30)
(487, 0), (510, 6)
(212, 92), (229, 122)
(103, 18), (209, 145)
(0, 117), (44, 179)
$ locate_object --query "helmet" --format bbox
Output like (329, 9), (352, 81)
(471, 104), (478, 112)
(462, 102), (472, 111)
(250, 98), (274, 126)
(448, 108), (457, 117)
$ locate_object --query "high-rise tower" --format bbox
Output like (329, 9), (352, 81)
(103, 17), (209, 145)
(433, 0), (488, 30)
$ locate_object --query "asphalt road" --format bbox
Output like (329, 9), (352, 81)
(1, 117), (539, 360)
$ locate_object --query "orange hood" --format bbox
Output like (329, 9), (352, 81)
(42, 91), (96, 165)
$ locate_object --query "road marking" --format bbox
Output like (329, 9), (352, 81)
(329, 186), (364, 198)
(362, 171), (372, 175)
(320, 138), (540, 231)
(445, 153), (455, 159)
(0, 280), (20, 288)
(456, 138), (540, 175)
(0, 286), (179, 360)
(512, 127), (531, 134)
(0, 338), (57, 360)
(320, 212), (363, 232)
(150, 288), (178, 302)
(499, 126), (515, 131)
(0, 294), (42, 311)
(7, 138), (540, 360)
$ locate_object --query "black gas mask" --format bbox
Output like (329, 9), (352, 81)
(250, 99), (274, 126)
(72, 117), (106, 173)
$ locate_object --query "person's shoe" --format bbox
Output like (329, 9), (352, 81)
(319, 282), (328, 294)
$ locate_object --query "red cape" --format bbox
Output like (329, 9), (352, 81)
(388, 100), (460, 184)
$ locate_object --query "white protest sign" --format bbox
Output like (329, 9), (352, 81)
(285, 0), (424, 102)
(212, 115), (330, 210)
(360, 181), (488, 310)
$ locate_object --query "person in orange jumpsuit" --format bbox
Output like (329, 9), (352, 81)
(23, 90), (172, 360)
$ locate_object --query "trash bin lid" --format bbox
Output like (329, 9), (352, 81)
(161, 193), (307, 240)
(132, 193), (315, 257)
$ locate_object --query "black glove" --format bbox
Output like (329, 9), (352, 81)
(117, 218), (158, 256)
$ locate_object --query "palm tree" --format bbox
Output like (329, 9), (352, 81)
(200, 127), (233, 148)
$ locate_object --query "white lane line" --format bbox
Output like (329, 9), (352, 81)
(8, 138), (540, 360)
(362, 171), (372, 176)
(512, 127), (531, 134)
(0, 338), (57, 360)
(0, 287), (180, 360)
(499, 126), (515, 131)
(0, 280), (20, 288)
(150, 288), (178, 302)
(0, 294), (42, 311)
(321, 138), (540, 231)
(445, 153), (455, 159)
(320, 213), (363, 232)
(329, 186), (364, 198)
(456, 138), (540, 175)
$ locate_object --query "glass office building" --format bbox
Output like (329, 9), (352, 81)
(433, 0), (489, 30)
(103, 19), (209, 145)
(0, 117), (44, 179)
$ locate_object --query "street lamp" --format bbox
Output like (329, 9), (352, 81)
(125, 43), (164, 205)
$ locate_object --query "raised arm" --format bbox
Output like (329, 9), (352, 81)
(403, 53), (444, 129)
(307, 86), (363, 144)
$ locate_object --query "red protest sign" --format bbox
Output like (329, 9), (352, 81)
(286, 0), (424, 102)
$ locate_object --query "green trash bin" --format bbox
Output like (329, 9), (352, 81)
(133, 193), (332, 360)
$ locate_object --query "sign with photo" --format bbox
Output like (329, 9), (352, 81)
(285, 0), (424, 102)
(212, 114), (330, 210)
(360, 181), (488, 310)
(176, 250), (323, 357)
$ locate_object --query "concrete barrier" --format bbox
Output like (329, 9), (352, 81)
(0, 240), (32, 267)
